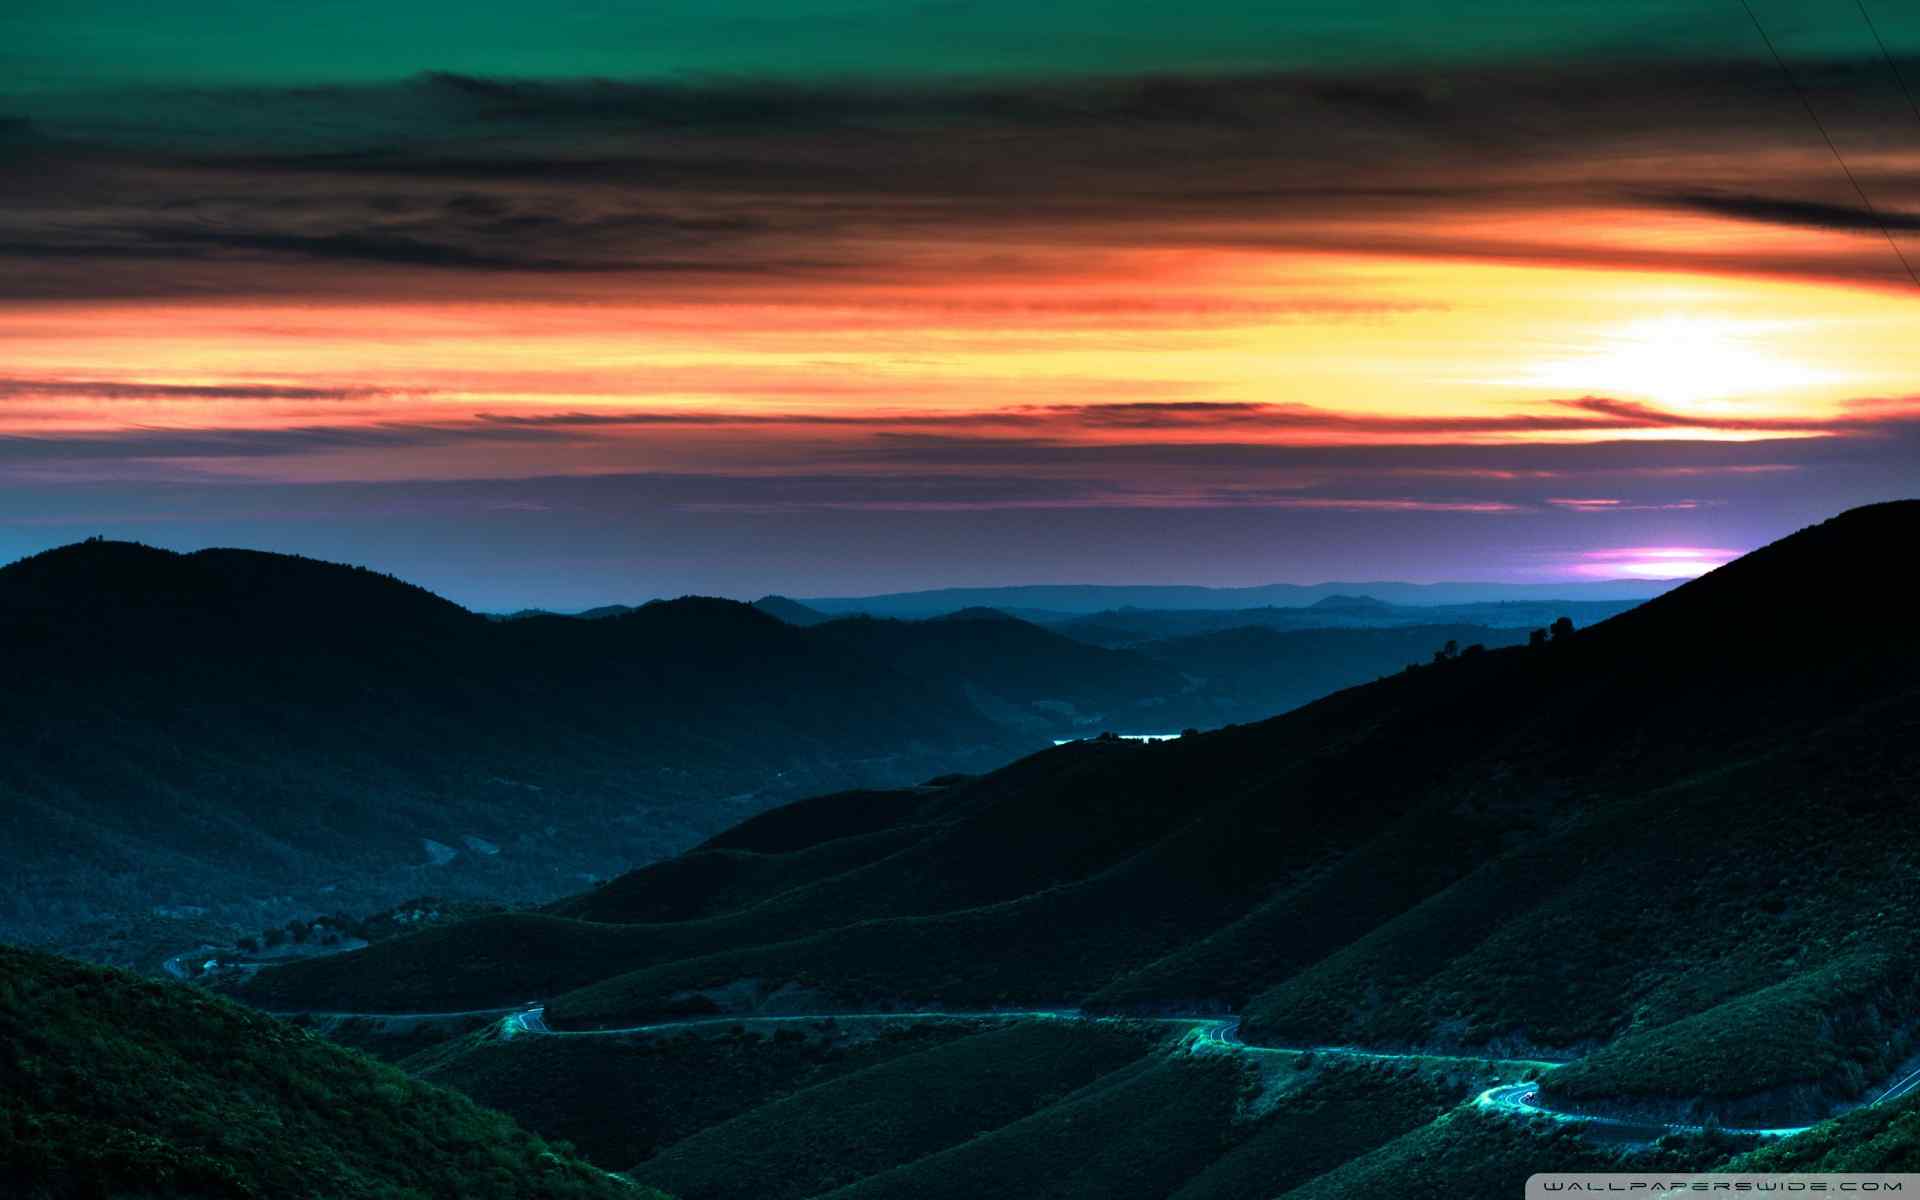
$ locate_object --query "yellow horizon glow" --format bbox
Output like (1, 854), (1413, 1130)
(2, 226), (1915, 480)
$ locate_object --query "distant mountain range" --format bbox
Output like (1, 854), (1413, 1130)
(228, 502), (1920, 1195)
(1044, 597), (1642, 647)
(796, 577), (1677, 618)
(488, 580), (1673, 623)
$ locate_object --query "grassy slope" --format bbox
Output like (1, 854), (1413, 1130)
(1731, 1090), (1920, 1171)
(1243, 693), (1920, 1102)
(1278, 1109), (1650, 1199)
(539, 774), (1321, 1024)
(1088, 802), (1510, 1012)
(412, 1018), (980, 1167)
(629, 1021), (1160, 1200)
(0, 947), (653, 1200)
(814, 1051), (1250, 1200)
(545, 822), (934, 925)
(1168, 1061), (1473, 1200)
(694, 785), (961, 854)
(304, 1011), (505, 1064)
(1541, 951), (1916, 1118)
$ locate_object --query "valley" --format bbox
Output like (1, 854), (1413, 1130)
(2, 540), (1589, 965)
(193, 502), (1920, 1194)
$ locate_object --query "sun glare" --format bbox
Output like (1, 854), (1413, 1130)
(1514, 313), (1839, 411)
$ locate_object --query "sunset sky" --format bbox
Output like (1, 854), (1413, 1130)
(3, 0), (1918, 608)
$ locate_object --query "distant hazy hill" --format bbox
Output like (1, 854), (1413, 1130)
(236, 503), (1920, 1194)
(1307, 593), (1393, 612)
(492, 603), (636, 621)
(1132, 623), (1540, 716)
(803, 577), (1673, 618)
(0, 946), (649, 1199)
(1049, 597), (1642, 646)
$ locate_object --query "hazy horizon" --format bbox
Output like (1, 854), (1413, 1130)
(5, 528), (1705, 614)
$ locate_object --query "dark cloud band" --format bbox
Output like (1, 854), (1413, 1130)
(7, 56), (1920, 297)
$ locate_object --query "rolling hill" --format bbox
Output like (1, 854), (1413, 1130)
(222, 501), (1920, 1193)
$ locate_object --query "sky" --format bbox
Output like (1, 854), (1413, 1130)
(2, 1), (1918, 609)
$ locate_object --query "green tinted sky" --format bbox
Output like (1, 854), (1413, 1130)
(8, 0), (1918, 91)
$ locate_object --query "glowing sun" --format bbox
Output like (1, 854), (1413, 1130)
(1515, 313), (1838, 411)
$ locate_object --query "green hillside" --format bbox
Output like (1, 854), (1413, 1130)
(629, 1020), (1161, 1199)
(1730, 1090), (1920, 1172)
(0, 946), (655, 1200)
(411, 1017), (984, 1167)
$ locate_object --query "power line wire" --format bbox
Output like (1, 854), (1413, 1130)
(1853, 0), (1920, 133)
(1736, 0), (1919, 287)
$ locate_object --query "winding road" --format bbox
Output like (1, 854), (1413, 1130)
(1472, 1047), (1920, 1140)
(496, 1005), (1673, 1129)
(1471, 1082), (1814, 1141)
(495, 1004), (1920, 1141)
(237, 992), (1919, 1142)
(500, 1005), (1560, 1072)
